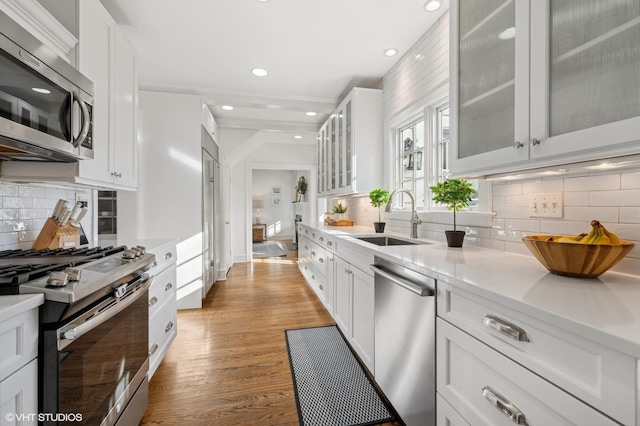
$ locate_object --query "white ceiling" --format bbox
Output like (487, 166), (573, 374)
(100, 0), (449, 143)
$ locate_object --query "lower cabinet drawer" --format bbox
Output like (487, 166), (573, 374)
(0, 308), (38, 381)
(148, 265), (176, 318)
(149, 299), (178, 379)
(301, 263), (326, 303)
(437, 319), (621, 426)
(437, 281), (635, 425)
(0, 358), (37, 426)
(437, 394), (470, 426)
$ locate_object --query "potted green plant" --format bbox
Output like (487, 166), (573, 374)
(430, 178), (475, 247)
(369, 189), (390, 233)
(295, 176), (307, 202)
(333, 202), (347, 220)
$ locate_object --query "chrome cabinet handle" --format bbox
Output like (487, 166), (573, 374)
(311, 251), (316, 256)
(319, 284), (324, 291)
(319, 257), (324, 263)
(165, 321), (174, 333)
(165, 282), (173, 292)
(312, 233), (316, 238)
(311, 274), (316, 280)
(164, 252), (173, 260)
(327, 241), (333, 247)
(530, 138), (540, 146)
(482, 386), (528, 425)
(149, 296), (158, 307)
(319, 236), (324, 242)
(369, 264), (434, 297)
(483, 314), (529, 342)
(513, 141), (524, 149)
(149, 343), (158, 356)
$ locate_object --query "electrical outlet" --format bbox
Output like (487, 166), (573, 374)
(528, 192), (563, 218)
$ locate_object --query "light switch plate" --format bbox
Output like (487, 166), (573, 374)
(528, 192), (563, 218)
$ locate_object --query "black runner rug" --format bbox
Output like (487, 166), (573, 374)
(285, 325), (397, 426)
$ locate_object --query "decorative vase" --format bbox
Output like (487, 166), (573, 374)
(445, 230), (465, 247)
(373, 222), (386, 233)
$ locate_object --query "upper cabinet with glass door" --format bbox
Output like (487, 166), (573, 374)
(316, 87), (383, 196)
(450, 0), (640, 178)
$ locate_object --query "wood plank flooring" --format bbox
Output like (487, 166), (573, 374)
(140, 245), (401, 426)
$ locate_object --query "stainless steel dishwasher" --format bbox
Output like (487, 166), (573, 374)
(370, 256), (436, 426)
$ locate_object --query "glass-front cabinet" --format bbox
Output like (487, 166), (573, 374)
(451, 0), (640, 177)
(316, 88), (382, 197)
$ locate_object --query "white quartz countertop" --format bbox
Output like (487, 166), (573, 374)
(0, 294), (44, 322)
(310, 223), (640, 357)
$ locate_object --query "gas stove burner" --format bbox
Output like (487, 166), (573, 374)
(0, 245), (130, 295)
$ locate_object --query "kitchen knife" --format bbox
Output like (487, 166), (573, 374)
(52, 199), (66, 220)
(59, 208), (72, 226)
(70, 208), (88, 227)
(68, 201), (82, 221)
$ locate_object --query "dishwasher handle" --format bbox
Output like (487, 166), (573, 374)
(370, 264), (434, 297)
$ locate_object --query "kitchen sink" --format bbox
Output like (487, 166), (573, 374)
(353, 235), (429, 246)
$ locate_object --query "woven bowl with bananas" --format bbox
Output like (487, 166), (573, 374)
(522, 220), (635, 278)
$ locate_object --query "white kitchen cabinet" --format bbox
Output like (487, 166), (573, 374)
(436, 394), (470, 426)
(437, 319), (621, 426)
(0, 297), (41, 426)
(437, 280), (635, 426)
(334, 255), (352, 336)
(147, 241), (178, 379)
(450, 0), (640, 178)
(1, 0), (138, 190)
(317, 87), (382, 196)
(297, 225), (334, 313)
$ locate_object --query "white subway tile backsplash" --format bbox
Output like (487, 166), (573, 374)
(522, 179), (564, 193)
(563, 206), (618, 223)
(563, 191), (589, 206)
(620, 207), (640, 224)
(492, 183), (523, 196)
(621, 172), (640, 189)
(564, 174), (620, 191)
(505, 219), (540, 233)
(589, 189), (640, 207)
(505, 194), (527, 207)
(0, 183), (94, 249)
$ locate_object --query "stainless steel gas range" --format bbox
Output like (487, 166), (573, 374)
(0, 245), (154, 426)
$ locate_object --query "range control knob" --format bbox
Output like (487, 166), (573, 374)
(64, 268), (81, 282)
(47, 271), (69, 287)
(135, 245), (146, 255)
(122, 249), (137, 260)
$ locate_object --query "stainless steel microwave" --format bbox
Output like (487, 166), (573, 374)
(0, 10), (93, 162)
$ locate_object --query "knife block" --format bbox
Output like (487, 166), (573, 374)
(32, 218), (80, 249)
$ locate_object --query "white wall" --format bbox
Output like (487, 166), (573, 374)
(252, 169), (296, 240)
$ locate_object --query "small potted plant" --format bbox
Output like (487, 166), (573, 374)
(295, 176), (307, 202)
(430, 178), (475, 247)
(369, 188), (390, 233)
(333, 202), (347, 220)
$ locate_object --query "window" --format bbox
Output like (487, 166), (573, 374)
(393, 100), (481, 211)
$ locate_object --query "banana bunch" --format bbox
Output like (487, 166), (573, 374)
(546, 220), (621, 245)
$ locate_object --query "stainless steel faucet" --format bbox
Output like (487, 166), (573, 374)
(385, 188), (422, 238)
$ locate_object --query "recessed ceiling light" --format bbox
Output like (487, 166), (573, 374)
(251, 68), (268, 77)
(294, 135), (302, 139)
(221, 105), (234, 111)
(32, 87), (51, 94)
(306, 112), (317, 117)
(498, 27), (516, 40)
(424, 0), (441, 12)
(384, 48), (398, 57)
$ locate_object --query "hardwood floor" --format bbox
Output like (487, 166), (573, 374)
(141, 245), (401, 425)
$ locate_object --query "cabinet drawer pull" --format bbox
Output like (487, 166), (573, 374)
(311, 251), (316, 256)
(319, 236), (324, 242)
(482, 386), (528, 425)
(530, 138), (540, 147)
(319, 257), (324, 263)
(164, 252), (173, 260)
(149, 343), (158, 356)
(165, 282), (173, 292)
(319, 284), (324, 291)
(311, 274), (316, 280)
(312, 233), (316, 238)
(513, 141), (524, 149)
(327, 241), (333, 247)
(165, 321), (174, 333)
(483, 314), (529, 342)
(149, 296), (158, 307)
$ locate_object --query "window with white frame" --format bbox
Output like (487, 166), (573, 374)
(393, 100), (481, 210)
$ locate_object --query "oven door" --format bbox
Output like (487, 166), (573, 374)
(43, 277), (150, 426)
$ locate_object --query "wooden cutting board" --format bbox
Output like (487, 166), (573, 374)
(327, 219), (354, 226)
